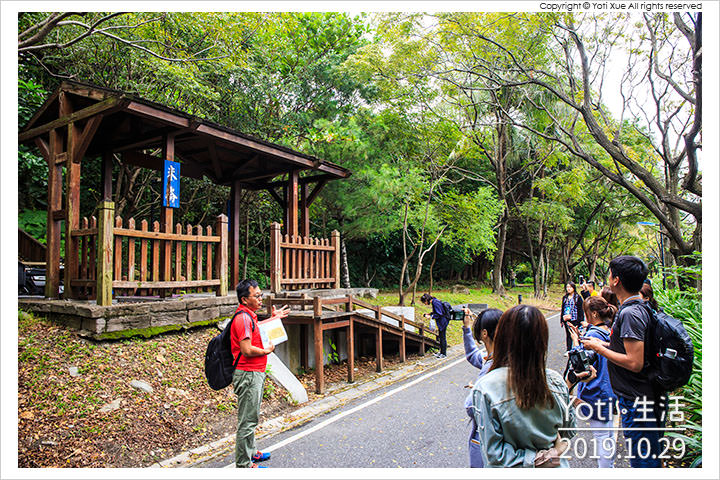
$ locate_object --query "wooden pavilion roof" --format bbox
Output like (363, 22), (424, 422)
(18, 80), (351, 189)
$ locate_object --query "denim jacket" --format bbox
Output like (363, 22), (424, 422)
(471, 367), (576, 468)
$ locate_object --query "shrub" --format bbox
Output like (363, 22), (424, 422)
(655, 275), (702, 467)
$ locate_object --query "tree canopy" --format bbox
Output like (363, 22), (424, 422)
(17, 11), (702, 297)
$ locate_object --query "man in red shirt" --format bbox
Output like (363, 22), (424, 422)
(232, 279), (289, 468)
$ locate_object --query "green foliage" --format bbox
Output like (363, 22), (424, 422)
(263, 365), (276, 399)
(326, 338), (340, 364)
(654, 260), (702, 467)
(18, 210), (47, 244)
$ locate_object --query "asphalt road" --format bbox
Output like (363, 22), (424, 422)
(204, 310), (629, 468)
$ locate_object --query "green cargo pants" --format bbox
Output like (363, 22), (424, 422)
(233, 369), (265, 468)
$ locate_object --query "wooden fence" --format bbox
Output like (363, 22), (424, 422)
(69, 202), (228, 303)
(269, 222), (340, 292)
(19, 228), (47, 263)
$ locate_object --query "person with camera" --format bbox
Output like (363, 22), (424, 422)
(461, 306), (502, 467)
(561, 282), (584, 351)
(470, 305), (577, 467)
(580, 279), (599, 300)
(581, 256), (662, 468)
(421, 293), (449, 358)
(567, 296), (617, 468)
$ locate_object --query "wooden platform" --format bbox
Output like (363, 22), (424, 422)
(263, 294), (439, 393)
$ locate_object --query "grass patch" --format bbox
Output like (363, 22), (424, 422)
(372, 284), (564, 346)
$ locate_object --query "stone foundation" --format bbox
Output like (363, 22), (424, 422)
(17, 288), (379, 341)
(18, 293), (238, 340)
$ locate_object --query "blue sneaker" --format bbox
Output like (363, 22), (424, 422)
(252, 451), (271, 462)
(250, 463), (267, 468)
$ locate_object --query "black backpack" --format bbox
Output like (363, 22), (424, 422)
(640, 303), (695, 392)
(441, 300), (453, 320)
(204, 310), (254, 390)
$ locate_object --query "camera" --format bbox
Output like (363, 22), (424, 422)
(567, 345), (597, 374)
(578, 275), (585, 285)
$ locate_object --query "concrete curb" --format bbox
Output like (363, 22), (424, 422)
(153, 345), (465, 468)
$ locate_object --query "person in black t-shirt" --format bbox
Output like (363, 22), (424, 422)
(581, 256), (662, 468)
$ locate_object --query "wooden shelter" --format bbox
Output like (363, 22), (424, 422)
(18, 81), (350, 304)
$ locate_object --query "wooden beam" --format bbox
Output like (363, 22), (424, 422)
(33, 137), (50, 161)
(22, 88), (60, 131)
(234, 170), (286, 184)
(106, 126), (194, 153)
(124, 101), (191, 128)
(19, 97), (124, 143)
(260, 174), (337, 190)
(73, 114), (103, 163)
(307, 179), (328, 206)
(207, 141), (223, 179)
(321, 320), (350, 331)
(121, 151), (205, 179)
(196, 123), (316, 169)
(266, 187), (286, 209)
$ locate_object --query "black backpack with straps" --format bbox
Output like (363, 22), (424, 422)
(204, 310), (255, 390)
(640, 302), (695, 392)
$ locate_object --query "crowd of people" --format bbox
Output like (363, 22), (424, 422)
(457, 255), (668, 468)
(226, 254), (668, 469)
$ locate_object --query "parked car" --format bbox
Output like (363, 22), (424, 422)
(18, 261), (63, 295)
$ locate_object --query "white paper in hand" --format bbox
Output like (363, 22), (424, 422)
(258, 318), (288, 349)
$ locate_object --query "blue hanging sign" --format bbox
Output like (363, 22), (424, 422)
(162, 159), (181, 208)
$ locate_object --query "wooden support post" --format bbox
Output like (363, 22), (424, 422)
(300, 324), (308, 370)
(347, 317), (355, 383)
(230, 180), (241, 289)
(269, 222), (282, 293)
(300, 182), (309, 238)
(331, 230), (341, 289)
(161, 135), (175, 298)
(286, 170), (299, 237)
(45, 128), (63, 299)
(64, 121), (81, 299)
(313, 296), (324, 394)
(102, 152), (113, 201)
(375, 305), (383, 372)
(215, 214), (228, 296)
(400, 314), (406, 362)
(376, 325), (384, 373)
(420, 326), (425, 355)
(96, 201), (115, 306)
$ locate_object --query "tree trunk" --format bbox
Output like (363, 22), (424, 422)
(340, 235), (351, 289)
(428, 242), (438, 295)
(492, 211), (507, 295)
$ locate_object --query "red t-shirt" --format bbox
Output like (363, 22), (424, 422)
(230, 304), (267, 372)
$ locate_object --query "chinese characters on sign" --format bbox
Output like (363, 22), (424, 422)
(163, 160), (180, 208)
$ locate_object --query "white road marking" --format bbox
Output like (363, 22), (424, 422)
(225, 355), (467, 467)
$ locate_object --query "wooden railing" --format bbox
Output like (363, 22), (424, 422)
(265, 295), (433, 342)
(18, 228), (47, 263)
(269, 222), (340, 292)
(70, 201), (228, 304)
